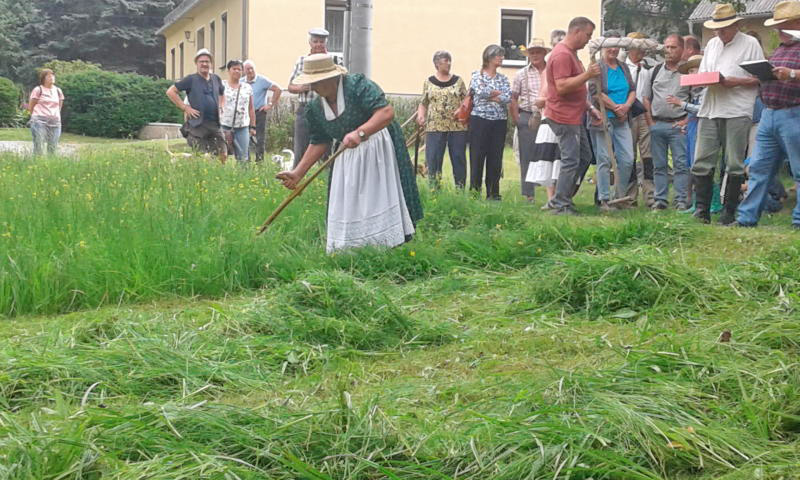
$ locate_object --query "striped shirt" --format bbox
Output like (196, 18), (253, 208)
(760, 40), (800, 110)
(511, 64), (544, 112)
(288, 53), (344, 104)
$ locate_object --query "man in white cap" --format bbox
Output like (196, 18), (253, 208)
(690, 3), (764, 224)
(736, 1), (800, 230)
(166, 48), (227, 163)
(287, 28), (343, 166)
(511, 38), (550, 202)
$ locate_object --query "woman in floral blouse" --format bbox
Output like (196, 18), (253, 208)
(469, 44), (512, 200)
(416, 51), (468, 188)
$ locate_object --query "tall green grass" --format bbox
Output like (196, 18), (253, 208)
(0, 151), (693, 316)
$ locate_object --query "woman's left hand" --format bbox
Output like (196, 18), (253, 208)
(342, 131), (362, 149)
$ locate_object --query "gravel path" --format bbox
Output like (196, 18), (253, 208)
(0, 141), (79, 156)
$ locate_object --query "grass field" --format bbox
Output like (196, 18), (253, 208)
(1, 143), (799, 479)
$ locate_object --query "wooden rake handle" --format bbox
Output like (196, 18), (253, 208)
(257, 116), (422, 235)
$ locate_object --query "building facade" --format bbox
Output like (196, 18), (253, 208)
(688, 0), (781, 52)
(158, 0), (602, 95)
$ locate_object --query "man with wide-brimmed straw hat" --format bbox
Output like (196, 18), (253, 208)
(511, 38), (551, 202)
(276, 54), (422, 253)
(735, 1), (800, 230)
(690, 3), (765, 224)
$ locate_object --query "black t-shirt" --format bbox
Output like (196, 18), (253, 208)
(174, 73), (225, 127)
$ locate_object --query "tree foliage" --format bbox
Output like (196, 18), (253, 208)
(0, 0), (178, 84)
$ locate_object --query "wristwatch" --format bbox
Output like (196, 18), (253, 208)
(358, 130), (367, 141)
(790, 69), (797, 80)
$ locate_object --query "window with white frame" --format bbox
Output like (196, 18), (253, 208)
(209, 21), (216, 56)
(221, 12), (228, 65)
(170, 48), (176, 80)
(501, 10), (532, 66)
(197, 27), (205, 50)
(325, 1), (346, 54)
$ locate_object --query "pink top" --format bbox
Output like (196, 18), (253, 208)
(29, 86), (64, 123)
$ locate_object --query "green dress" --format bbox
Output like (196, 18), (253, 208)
(305, 74), (423, 224)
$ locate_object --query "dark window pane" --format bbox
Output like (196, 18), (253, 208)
(501, 16), (529, 61)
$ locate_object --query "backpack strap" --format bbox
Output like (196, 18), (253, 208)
(649, 63), (664, 101)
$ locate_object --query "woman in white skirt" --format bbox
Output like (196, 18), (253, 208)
(525, 81), (561, 210)
(276, 55), (422, 253)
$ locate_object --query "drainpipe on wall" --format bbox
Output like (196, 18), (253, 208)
(343, 0), (352, 69)
(242, 0), (249, 59)
(349, 0), (373, 77)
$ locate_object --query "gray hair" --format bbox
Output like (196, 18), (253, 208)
(481, 44), (505, 68)
(550, 29), (566, 46)
(432, 50), (452, 66)
(603, 30), (622, 38)
(243, 59), (256, 69)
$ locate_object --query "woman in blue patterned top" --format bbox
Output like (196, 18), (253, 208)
(469, 44), (512, 200)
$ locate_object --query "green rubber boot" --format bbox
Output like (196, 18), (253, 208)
(710, 182), (722, 214)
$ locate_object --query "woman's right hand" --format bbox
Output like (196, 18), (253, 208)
(184, 106), (201, 119)
(276, 170), (302, 190)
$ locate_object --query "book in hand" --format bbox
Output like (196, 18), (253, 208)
(680, 71), (722, 87)
(783, 30), (800, 40)
(740, 60), (777, 81)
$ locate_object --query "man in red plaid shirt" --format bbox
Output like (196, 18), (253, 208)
(736, 1), (800, 230)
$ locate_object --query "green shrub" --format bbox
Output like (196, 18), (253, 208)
(0, 77), (21, 126)
(41, 59), (102, 78)
(58, 70), (182, 138)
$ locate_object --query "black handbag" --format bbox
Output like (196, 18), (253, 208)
(630, 99), (646, 118)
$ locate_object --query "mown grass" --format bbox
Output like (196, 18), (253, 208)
(1, 146), (799, 479)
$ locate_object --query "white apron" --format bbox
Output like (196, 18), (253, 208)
(326, 128), (415, 253)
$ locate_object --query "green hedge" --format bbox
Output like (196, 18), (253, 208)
(0, 77), (21, 127)
(58, 70), (181, 138)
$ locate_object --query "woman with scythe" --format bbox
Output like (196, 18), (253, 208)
(276, 54), (422, 253)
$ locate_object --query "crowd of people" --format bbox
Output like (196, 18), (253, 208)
(411, 2), (799, 233)
(23, 2), (800, 252)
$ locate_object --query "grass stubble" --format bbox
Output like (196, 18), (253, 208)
(1, 150), (800, 478)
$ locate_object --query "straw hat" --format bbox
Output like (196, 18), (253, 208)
(291, 54), (348, 85)
(764, 1), (800, 26)
(704, 3), (743, 29)
(524, 38), (551, 53)
(678, 55), (703, 74)
(627, 32), (649, 39)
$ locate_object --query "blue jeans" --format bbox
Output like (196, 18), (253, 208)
(651, 121), (689, 206)
(31, 120), (61, 156)
(686, 115), (698, 167)
(737, 105), (800, 227)
(425, 130), (467, 188)
(590, 118), (634, 202)
(223, 126), (250, 164)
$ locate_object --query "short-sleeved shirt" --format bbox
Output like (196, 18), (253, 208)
(606, 65), (629, 118)
(545, 42), (587, 125)
(512, 65), (544, 112)
(305, 74), (423, 225)
(420, 75), (467, 132)
(698, 32), (764, 119)
(469, 71), (511, 121)
(221, 81), (253, 128)
(246, 74), (275, 110)
(647, 63), (691, 119)
(760, 40), (800, 110)
(29, 86), (64, 126)
(175, 73), (225, 127)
